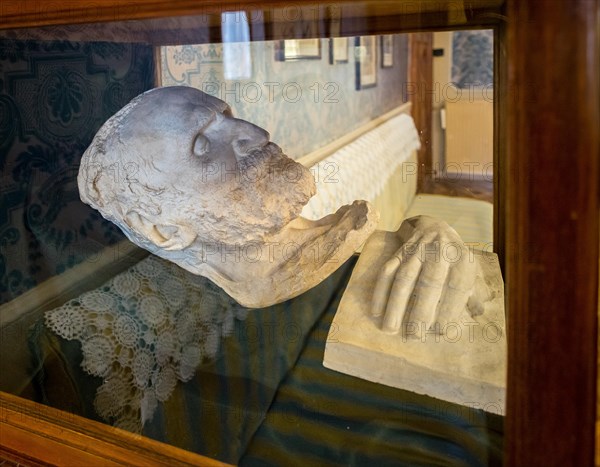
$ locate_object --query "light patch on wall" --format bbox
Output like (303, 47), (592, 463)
(222, 12), (251, 80)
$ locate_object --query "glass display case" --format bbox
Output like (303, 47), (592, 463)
(0, 1), (598, 466)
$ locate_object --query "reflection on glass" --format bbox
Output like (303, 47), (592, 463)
(222, 12), (252, 80)
(0, 23), (499, 465)
(430, 30), (494, 203)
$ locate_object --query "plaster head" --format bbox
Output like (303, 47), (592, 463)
(78, 86), (378, 307)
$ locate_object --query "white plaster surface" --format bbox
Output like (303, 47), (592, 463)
(78, 86), (378, 308)
(323, 230), (506, 415)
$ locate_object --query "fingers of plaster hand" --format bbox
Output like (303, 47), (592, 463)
(371, 232), (428, 316)
(436, 284), (470, 327)
(466, 275), (492, 317)
(371, 256), (401, 317)
(466, 294), (485, 317)
(446, 245), (477, 290)
(409, 259), (450, 331)
(381, 253), (422, 333)
(435, 246), (476, 323)
(397, 217), (419, 242)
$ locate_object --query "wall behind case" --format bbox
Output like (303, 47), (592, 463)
(0, 40), (154, 305)
(161, 35), (408, 159)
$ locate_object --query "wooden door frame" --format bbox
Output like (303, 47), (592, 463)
(0, 1), (598, 465)
(409, 32), (434, 192)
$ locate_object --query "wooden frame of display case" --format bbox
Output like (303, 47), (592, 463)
(0, 1), (598, 465)
(0, 391), (229, 466)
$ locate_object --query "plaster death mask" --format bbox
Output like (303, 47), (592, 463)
(78, 86), (378, 307)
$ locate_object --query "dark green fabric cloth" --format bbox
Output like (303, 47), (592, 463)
(141, 259), (357, 463)
(240, 277), (503, 467)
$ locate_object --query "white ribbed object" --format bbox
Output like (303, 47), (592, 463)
(302, 113), (421, 220)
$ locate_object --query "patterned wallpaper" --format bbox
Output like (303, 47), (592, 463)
(0, 40), (154, 305)
(451, 30), (493, 89)
(161, 35), (408, 159)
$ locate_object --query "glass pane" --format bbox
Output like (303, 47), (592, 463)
(0, 10), (501, 465)
(425, 29), (494, 252)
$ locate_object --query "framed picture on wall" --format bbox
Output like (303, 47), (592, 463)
(381, 35), (394, 68)
(355, 36), (377, 90)
(275, 39), (321, 61)
(329, 37), (349, 64)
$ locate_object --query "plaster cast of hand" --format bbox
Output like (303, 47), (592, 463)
(371, 215), (490, 334)
(78, 86), (378, 308)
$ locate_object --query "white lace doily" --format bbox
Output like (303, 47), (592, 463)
(45, 254), (247, 432)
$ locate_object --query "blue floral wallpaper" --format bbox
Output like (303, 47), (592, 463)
(161, 36), (408, 159)
(0, 40), (154, 305)
(451, 30), (493, 89)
